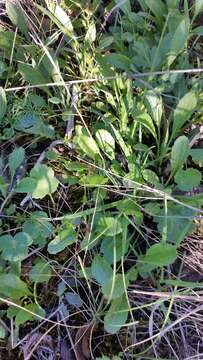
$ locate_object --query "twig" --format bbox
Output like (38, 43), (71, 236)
(4, 68), (203, 92)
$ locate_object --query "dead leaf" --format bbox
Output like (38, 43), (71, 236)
(74, 324), (95, 360)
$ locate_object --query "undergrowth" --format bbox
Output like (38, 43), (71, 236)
(0, 0), (203, 359)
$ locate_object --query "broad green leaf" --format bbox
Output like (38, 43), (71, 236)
(115, 0), (131, 14)
(142, 169), (160, 186)
(102, 274), (129, 300)
(17, 165), (58, 198)
(80, 174), (108, 186)
(192, 26), (203, 35)
(75, 126), (101, 161)
(30, 164), (59, 199)
(194, 0), (203, 18)
(144, 90), (163, 127)
(135, 113), (157, 139)
(104, 295), (129, 334)
(6, 0), (29, 38)
(106, 54), (131, 71)
(65, 292), (83, 307)
(23, 211), (53, 246)
(96, 129), (115, 160)
(101, 235), (129, 264)
(48, 223), (77, 254)
(48, 96), (61, 104)
(126, 268), (138, 282)
(116, 200), (143, 224)
(99, 36), (114, 49)
(111, 125), (131, 157)
(0, 87), (7, 122)
(171, 136), (189, 174)
(7, 303), (45, 326)
(144, 0), (167, 27)
(167, 0), (180, 8)
(174, 168), (201, 191)
(14, 113), (54, 138)
(29, 259), (52, 283)
(172, 92), (198, 137)
(154, 204), (195, 245)
(144, 243), (177, 267)
(0, 232), (32, 261)
(91, 256), (113, 286)
(18, 63), (50, 91)
(0, 274), (30, 299)
(97, 216), (122, 237)
(189, 148), (203, 166)
(16, 177), (37, 193)
(167, 17), (190, 67)
(85, 23), (96, 43)
(8, 147), (25, 178)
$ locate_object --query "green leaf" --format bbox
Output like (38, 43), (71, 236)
(75, 126), (101, 161)
(142, 169), (160, 186)
(80, 174), (108, 186)
(0, 274), (30, 299)
(97, 216), (122, 237)
(29, 259), (52, 283)
(171, 136), (189, 175)
(14, 113), (54, 138)
(6, 0), (29, 38)
(174, 168), (201, 191)
(163, 278), (203, 289)
(0, 232), (32, 261)
(0, 325), (6, 339)
(96, 129), (115, 160)
(30, 164), (59, 199)
(194, 0), (203, 18)
(189, 148), (203, 165)
(102, 274), (129, 300)
(172, 92), (198, 137)
(18, 63), (50, 94)
(65, 292), (83, 307)
(115, 0), (131, 14)
(192, 26), (203, 35)
(144, 243), (177, 267)
(101, 235), (129, 264)
(111, 125), (131, 157)
(16, 165), (59, 198)
(16, 177), (37, 193)
(48, 223), (77, 254)
(167, 0), (180, 9)
(135, 113), (157, 139)
(8, 147), (25, 178)
(0, 87), (7, 122)
(167, 17), (190, 67)
(154, 204), (195, 245)
(7, 303), (45, 326)
(106, 54), (131, 71)
(144, 0), (167, 27)
(126, 268), (138, 282)
(104, 295), (129, 334)
(99, 36), (114, 49)
(91, 256), (113, 286)
(144, 90), (163, 127)
(22, 211), (53, 246)
(116, 200), (143, 224)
